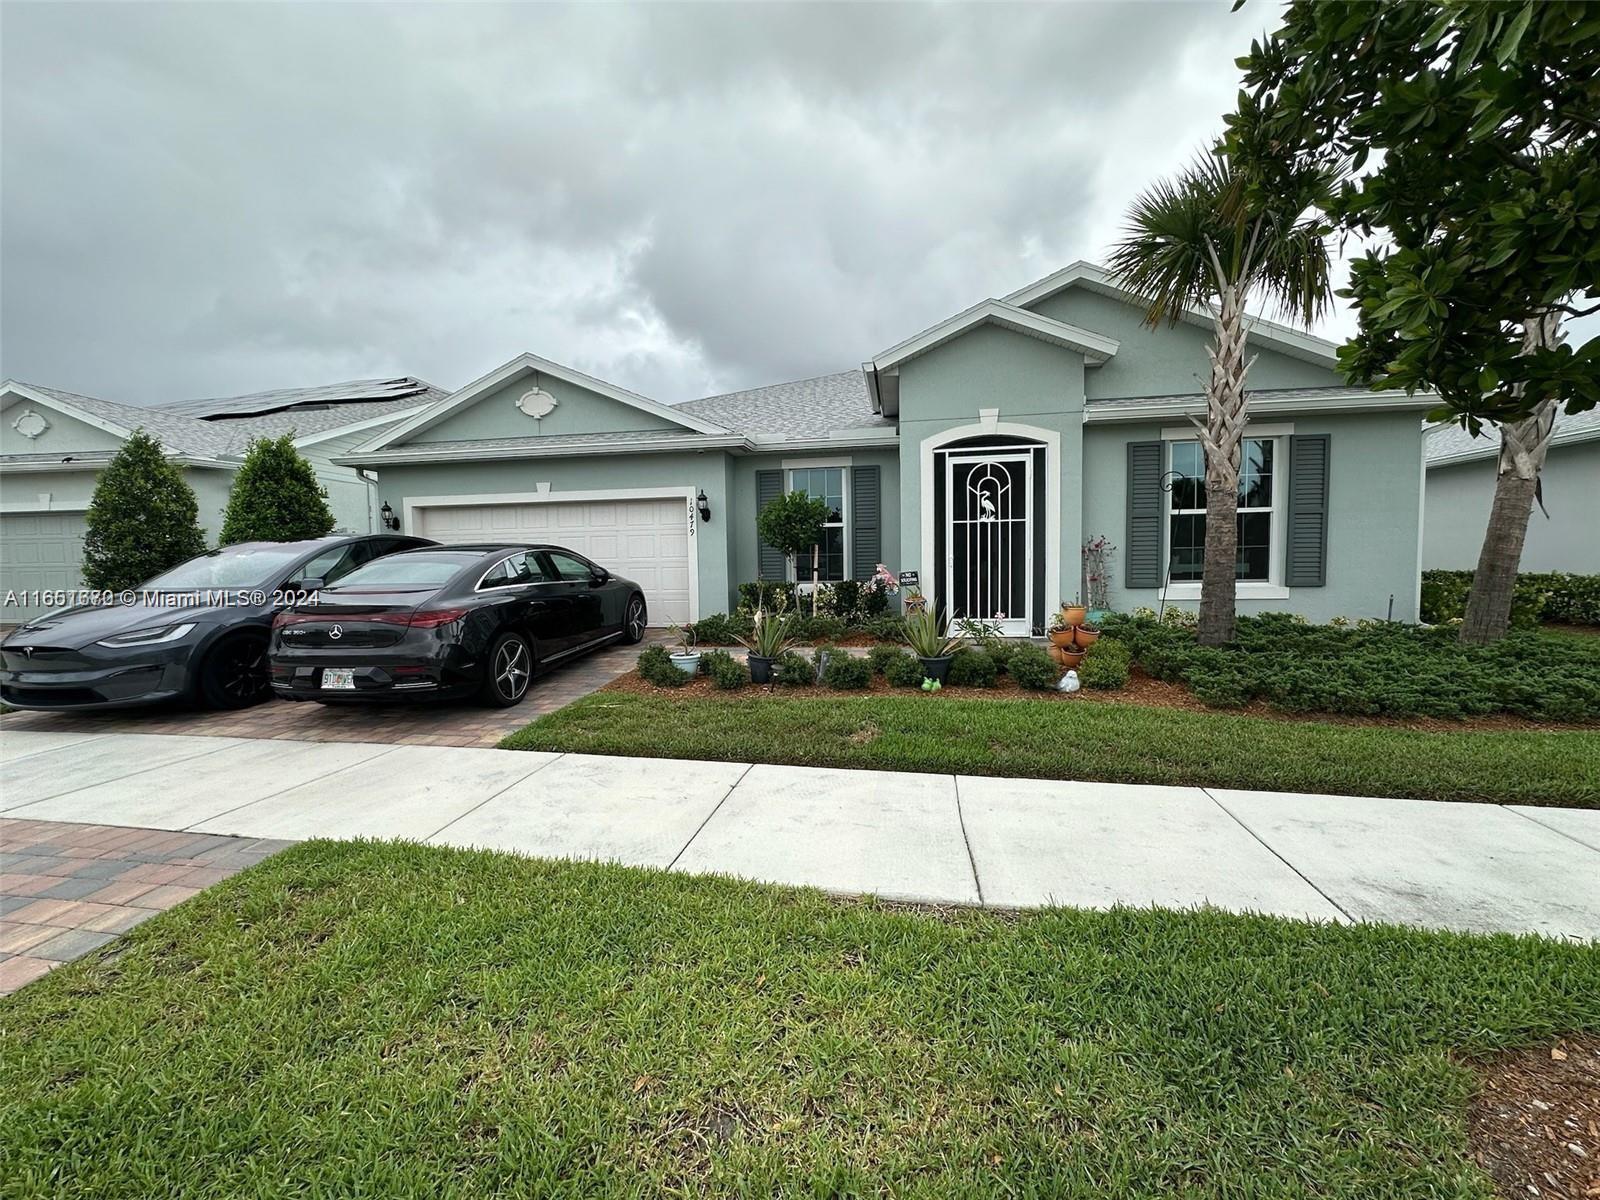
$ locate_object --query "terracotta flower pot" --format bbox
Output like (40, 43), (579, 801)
(1061, 604), (1088, 628)
(1048, 645), (1086, 669)
(1071, 626), (1101, 650)
(1048, 629), (1076, 647)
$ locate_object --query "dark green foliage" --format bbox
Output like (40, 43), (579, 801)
(822, 653), (871, 690)
(700, 650), (748, 691)
(81, 430), (208, 591)
(736, 581), (795, 614)
(883, 653), (927, 688)
(947, 648), (998, 688)
(983, 641), (1020, 675)
(637, 645), (690, 688)
(867, 643), (910, 675)
(774, 651), (815, 687)
(1006, 646), (1061, 691)
(218, 435), (334, 545)
(1422, 570), (1599, 627)
(1079, 638), (1133, 691)
(1099, 613), (1600, 721)
(860, 581), (891, 617)
(688, 613), (755, 645)
(828, 579), (864, 622)
(789, 615), (847, 644)
(755, 491), (830, 569)
(862, 615), (904, 641)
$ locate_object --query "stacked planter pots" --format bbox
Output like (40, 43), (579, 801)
(1047, 604), (1099, 669)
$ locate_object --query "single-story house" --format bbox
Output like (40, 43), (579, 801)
(0, 378), (441, 620)
(1422, 406), (1599, 573)
(328, 262), (1438, 632)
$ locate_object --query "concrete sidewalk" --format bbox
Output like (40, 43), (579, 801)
(2, 730), (1596, 940)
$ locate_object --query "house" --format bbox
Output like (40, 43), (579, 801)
(332, 263), (1437, 631)
(1422, 406), (1600, 573)
(0, 378), (442, 620)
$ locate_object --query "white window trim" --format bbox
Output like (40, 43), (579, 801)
(785, 465), (850, 585)
(1161, 432), (1289, 600)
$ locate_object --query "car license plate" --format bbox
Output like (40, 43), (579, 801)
(322, 668), (356, 690)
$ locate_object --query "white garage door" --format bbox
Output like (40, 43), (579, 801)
(0, 510), (88, 623)
(416, 497), (693, 625)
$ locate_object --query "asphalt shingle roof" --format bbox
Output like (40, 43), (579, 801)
(1425, 405), (1600, 465)
(675, 370), (892, 439)
(1083, 385), (1375, 411)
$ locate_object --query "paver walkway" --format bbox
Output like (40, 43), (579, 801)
(0, 818), (291, 994)
(2, 730), (1596, 941)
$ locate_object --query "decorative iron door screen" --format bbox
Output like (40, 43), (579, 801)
(944, 451), (1031, 635)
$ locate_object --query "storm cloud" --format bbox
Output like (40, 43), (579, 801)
(3, 1), (1305, 406)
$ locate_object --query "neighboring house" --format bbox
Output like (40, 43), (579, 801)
(0, 378), (440, 620)
(335, 262), (1437, 631)
(1422, 406), (1600, 573)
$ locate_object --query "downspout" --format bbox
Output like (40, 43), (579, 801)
(360, 469), (381, 534)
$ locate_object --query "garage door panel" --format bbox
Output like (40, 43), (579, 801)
(1, 510), (89, 622)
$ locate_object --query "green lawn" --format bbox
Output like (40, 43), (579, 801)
(500, 691), (1599, 808)
(3, 841), (1597, 1197)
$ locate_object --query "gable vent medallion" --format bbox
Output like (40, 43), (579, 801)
(515, 387), (558, 421)
(12, 409), (50, 440)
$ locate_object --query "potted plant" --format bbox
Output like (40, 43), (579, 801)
(1049, 644), (1087, 670)
(903, 586), (927, 615)
(1071, 625), (1101, 650)
(1047, 610), (1075, 647)
(667, 624), (701, 676)
(735, 601), (794, 684)
(902, 607), (961, 683)
(1061, 601), (1088, 628)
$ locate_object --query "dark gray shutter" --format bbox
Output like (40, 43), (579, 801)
(1125, 441), (1164, 588)
(850, 465), (881, 581)
(1285, 434), (1330, 587)
(755, 469), (786, 579)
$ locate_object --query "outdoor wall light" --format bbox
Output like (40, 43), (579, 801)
(697, 489), (712, 522)
(380, 501), (401, 531)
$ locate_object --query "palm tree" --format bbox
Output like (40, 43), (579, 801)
(1108, 150), (1335, 645)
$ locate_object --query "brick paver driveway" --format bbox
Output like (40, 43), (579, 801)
(0, 633), (665, 748)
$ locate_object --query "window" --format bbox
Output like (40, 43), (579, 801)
(478, 552), (542, 590)
(786, 466), (847, 582)
(296, 542), (374, 587)
(337, 552), (477, 589)
(1167, 437), (1279, 584)
(543, 550), (597, 582)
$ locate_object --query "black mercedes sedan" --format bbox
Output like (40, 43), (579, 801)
(269, 544), (647, 707)
(0, 535), (433, 712)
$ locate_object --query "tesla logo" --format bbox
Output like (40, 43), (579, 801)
(329, 625), (343, 640)
(20, 647), (32, 659)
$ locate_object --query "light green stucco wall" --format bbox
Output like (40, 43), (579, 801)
(407, 369), (682, 444)
(1030, 289), (1341, 399)
(1082, 410), (1425, 622)
(0, 403), (128, 455)
(1424, 442), (1599, 572)
(0, 464), (236, 545)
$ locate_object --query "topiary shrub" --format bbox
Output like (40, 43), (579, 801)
(867, 643), (909, 675)
(756, 491), (830, 588)
(1007, 645), (1060, 691)
(947, 647), (998, 687)
(822, 653), (871, 690)
(219, 435), (335, 544)
(1078, 637), (1132, 690)
(883, 652), (927, 688)
(638, 645), (690, 688)
(81, 430), (208, 591)
(700, 649), (748, 690)
(689, 613), (753, 645)
(774, 650), (814, 687)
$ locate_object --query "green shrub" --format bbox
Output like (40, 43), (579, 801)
(1007, 646), (1060, 691)
(737, 581), (796, 614)
(790, 614), (848, 644)
(699, 649), (748, 690)
(862, 615), (904, 641)
(826, 580), (864, 623)
(985, 641), (1021, 674)
(860, 580), (891, 617)
(1078, 637), (1132, 690)
(883, 652), (927, 688)
(1421, 568), (1599, 627)
(81, 430), (208, 592)
(638, 645), (690, 688)
(218, 434), (334, 544)
(690, 613), (754, 645)
(867, 643), (909, 675)
(822, 653), (872, 689)
(774, 651), (815, 687)
(947, 648), (998, 687)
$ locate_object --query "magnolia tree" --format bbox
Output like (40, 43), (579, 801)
(82, 430), (208, 592)
(219, 435), (335, 545)
(1226, 0), (1600, 642)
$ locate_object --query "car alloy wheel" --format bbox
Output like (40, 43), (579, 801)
(495, 637), (530, 701)
(625, 597), (645, 642)
(202, 636), (271, 709)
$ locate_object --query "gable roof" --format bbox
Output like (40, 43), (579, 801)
(1425, 406), (1600, 468)
(358, 352), (728, 453)
(675, 370), (893, 441)
(870, 298), (1119, 373)
(159, 376), (442, 419)
(1004, 260), (1342, 369)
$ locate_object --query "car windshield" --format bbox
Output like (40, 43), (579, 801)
(141, 545), (315, 590)
(329, 553), (475, 590)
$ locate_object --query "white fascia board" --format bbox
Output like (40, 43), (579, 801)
(0, 453), (229, 473)
(743, 429), (900, 453)
(1004, 260), (1342, 369)
(333, 434), (751, 467)
(870, 299), (1119, 371)
(357, 352), (729, 454)
(1083, 390), (1440, 423)
(1, 381), (139, 443)
(292, 404), (434, 448)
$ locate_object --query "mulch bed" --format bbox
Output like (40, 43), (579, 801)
(1467, 1036), (1599, 1199)
(607, 666), (1596, 733)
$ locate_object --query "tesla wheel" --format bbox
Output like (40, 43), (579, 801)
(479, 632), (533, 707)
(622, 594), (647, 644)
(196, 635), (272, 709)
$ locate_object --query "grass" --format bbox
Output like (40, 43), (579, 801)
(501, 691), (1599, 808)
(3, 841), (1597, 1198)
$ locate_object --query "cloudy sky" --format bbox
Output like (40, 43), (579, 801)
(6, 1), (1352, 408)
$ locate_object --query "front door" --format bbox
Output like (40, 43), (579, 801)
(944, 451), (1031, 636)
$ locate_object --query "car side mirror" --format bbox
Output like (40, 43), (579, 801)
(591, 569), (610, 586)
(297, 576), (326, 591)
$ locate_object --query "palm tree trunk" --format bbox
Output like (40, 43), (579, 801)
(1459, 313), (1563, 644)
(1195, 279), (1251, 645)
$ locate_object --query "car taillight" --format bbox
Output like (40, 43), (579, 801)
(408, 607), (467, 629)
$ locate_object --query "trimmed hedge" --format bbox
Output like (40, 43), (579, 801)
(774, 651), (815, 687)
(1079, 637), (1132, 691)
(1421, 569), (1600, 627)
(947, 648), (998, 688)
(638, 646), (691, 688)
(867, 643), (910, 675)
(701, 650), (748, 690)
(1007, 646), (1061, 691)
(822, 653), (872, 690)
(883, 653), (927, 688)
(1101, 612), (1600, 721)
